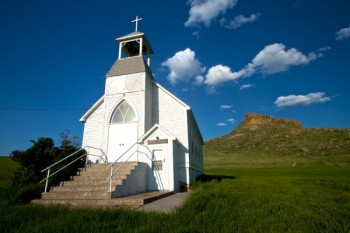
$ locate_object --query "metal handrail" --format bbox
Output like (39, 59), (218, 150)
(41, 148), (85, 173)
(40, 153), (87, 191)
(106, 150), (137, 192)
(106, 142), (138, 170)
(106, 142), (138, 192)
(85, 146), (108, 163)
(40, 146), (106, 192)
(106, 142), (166, 193)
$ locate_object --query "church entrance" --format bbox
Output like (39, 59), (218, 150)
(107, 123), (137, 162)
(107, 100), (138, 163)
(149, 148), (168, 191)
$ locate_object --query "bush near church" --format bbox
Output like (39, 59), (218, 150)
(9, 131), (86, 204)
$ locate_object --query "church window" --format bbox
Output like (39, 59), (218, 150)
(152, 160), (163, 171)
(110, 101), (136, 123)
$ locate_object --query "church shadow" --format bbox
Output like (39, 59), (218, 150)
(196, 174), (236, 183)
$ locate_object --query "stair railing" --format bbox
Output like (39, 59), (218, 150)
(106, 142), (138, 192)
(40, 146), (106, 192)
(105, 142), (167, 193)
(85, 146), (108, 164)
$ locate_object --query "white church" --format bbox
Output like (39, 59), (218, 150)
(80, 17), (204, 193)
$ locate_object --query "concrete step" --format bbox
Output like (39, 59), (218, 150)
(82, 162), (136, 171)
(59, 179), (124, 187)
(71, 173), (126, 181)
(77, 169), (132, 177)
(32, 191), (174, 208)
(33, 161), (145, 207)
(41, 191), (111, 200)
(52, 184), (121, 192)
(32, 198), (143, 207)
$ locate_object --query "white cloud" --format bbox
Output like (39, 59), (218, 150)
(274, 92), (331, 108)
(240, 84), (254, 90)
(192, 75), (204, 86)
(317, 46), (331, 52)
(220, 104), (233, 110)
(336, 26), (350, 40)
(192, 31), (200, 39)
(161, 48), (206, 85)
(217, 122), (227, 127)
(221, 13), (261, 29)
(227, 118), (235, 124)
(247, 43), (316, 75)
(185, 0), (237, 27)
(204, 64), (244, 86)
(200, 43), (319, 87)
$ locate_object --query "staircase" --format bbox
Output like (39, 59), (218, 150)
(31, 162), (160, 208)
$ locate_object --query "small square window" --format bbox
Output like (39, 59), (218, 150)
(152, 160), (163, 171)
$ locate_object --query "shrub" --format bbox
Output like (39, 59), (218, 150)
(12, 184), (44, 204)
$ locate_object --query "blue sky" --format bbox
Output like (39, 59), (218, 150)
(1, 0), (349, 155)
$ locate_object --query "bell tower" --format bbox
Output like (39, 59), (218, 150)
(103, 16), (155, 155)
(116, 16), (153, 66)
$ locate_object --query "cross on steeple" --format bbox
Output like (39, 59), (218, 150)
(131, 16), (143, 32)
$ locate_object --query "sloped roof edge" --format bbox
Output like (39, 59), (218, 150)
(154, 82), (190, 110)
(80, 96), (104, 122)
(138, 124), (177, 144)
(154, 82), (203, 144)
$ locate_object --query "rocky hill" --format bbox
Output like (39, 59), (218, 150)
(206, 113), (350, 157)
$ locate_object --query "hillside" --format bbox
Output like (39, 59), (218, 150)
(0, 156), (19, 187)
(204, 113), (350, 168)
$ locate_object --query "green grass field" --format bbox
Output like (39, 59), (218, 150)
(1, 164), (349, 232)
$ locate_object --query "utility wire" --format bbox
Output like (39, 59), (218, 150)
(0, 107), (86, 111)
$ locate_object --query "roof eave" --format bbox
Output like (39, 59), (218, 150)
(79, 96), (104, 122)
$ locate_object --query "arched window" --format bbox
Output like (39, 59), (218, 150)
(110, 101), (136, 123)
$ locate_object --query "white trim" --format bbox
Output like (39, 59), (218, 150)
(154, 82), (190, 110)
(80, 96), (105, 122)
(108, 98), (139, 124)
(138, 124), (177, 144)
(116, 32), (144, 41)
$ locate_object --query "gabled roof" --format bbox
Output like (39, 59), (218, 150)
(154, 82), (204, 145)
(106, 56), (152, 77)
(79, 96), (104, 122)
(138, 124), (177, 144)
(154, 82), (190, 110)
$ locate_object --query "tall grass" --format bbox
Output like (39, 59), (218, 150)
(1, 165), (349, 233)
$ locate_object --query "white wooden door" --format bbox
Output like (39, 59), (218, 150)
(150, 149), (167, 191)
(107, 123), (137, 163)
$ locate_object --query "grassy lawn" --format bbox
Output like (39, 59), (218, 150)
(196, 166), (350, 232)
(1, 164), (349, 232)
(0, 156), (19, 187)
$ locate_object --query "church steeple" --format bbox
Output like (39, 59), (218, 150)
(116, 16), (153, 66)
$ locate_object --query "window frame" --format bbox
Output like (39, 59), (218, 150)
(110, 100), (137, 124)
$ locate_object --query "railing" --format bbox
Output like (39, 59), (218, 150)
(85, 146), (108, 163)
(106, 142), (166, 193)
(40, 146), (106, 192)
(106, 142), (138, 192)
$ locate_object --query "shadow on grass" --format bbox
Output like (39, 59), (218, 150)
(196, 174), (236, 182)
